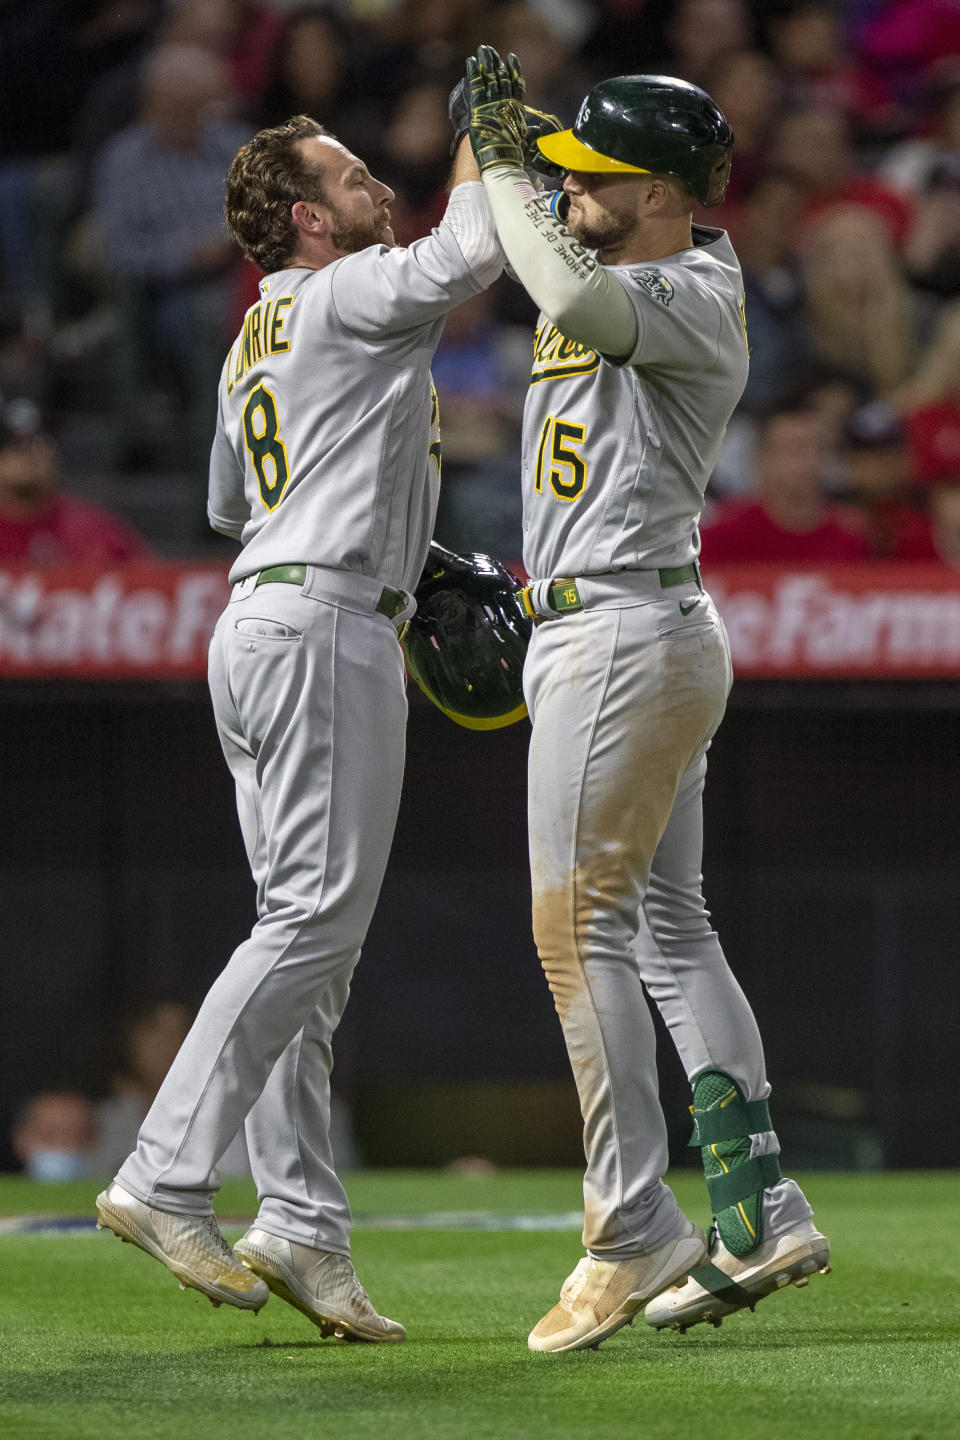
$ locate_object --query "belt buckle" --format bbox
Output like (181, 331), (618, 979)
(377, 586), (407, 621)
(520, 586), (538, 621)
(520, 579), (582, 623)
(549, 580), (582, 615)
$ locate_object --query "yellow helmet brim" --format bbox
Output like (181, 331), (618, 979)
(536, 128), (651, 175)
(437, 700), (529, 731)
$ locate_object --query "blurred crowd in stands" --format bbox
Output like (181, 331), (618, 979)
(11, 995), (358, 1179)
(0, 0), (959, 567)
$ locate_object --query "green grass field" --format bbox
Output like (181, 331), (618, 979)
(1, 1169), (958, 1440)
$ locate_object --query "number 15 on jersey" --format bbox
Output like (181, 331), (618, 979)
(534, 415), (588, 503)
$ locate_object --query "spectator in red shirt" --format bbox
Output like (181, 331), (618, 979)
(0, 402), (151, 565)
(701, 405), (870, 564)
(837, 400), (938, 560)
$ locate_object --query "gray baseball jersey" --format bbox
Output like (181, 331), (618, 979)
(480, 156), (818, 1327)
(521, 226), (749, 580)
(208, 183), (502, 594)
(116, 181), (504, 1276)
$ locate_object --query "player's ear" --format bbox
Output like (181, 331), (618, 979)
(290, 200), (329, 237)
(640, 176), (670, 213)
(641, 177), (664, 208)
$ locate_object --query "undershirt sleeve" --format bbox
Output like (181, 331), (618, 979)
(481, 164), (638, 359)
(331, 182), (504, 338)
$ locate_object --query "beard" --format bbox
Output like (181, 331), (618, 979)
(329, 206), (394, 253)
(566, 202), (636, 254)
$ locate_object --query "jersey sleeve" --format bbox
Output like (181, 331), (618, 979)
(612, 264), (725, 374)
(207, 383), (248, 541)
(330, 182), (504, 338)
(481, 165), (638, 358)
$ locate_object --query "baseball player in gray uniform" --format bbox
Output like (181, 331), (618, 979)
(96, 114), (502, 1340)
(464, 51), (830, 1352)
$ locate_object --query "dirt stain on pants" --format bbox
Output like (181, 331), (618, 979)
(526, 597), (733, 1253)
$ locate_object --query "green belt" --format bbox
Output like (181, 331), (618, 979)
(254, 564), (308, 588)
(521, 561), (701, 621)
(253, 565), (407, 620)
(659, 561), (702, 589)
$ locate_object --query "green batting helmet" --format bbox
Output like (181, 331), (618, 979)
(537, 74), (734, 207)
(402, 548), (532, 731)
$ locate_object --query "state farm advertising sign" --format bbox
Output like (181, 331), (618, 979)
(0, 563), (230, 678)
(706, 563), (960, 679)
(0, 561), (959, 680)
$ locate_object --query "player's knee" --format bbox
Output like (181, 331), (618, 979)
(643, 889), (714, 945)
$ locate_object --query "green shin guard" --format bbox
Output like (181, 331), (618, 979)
(689, 1071), (782, 1259)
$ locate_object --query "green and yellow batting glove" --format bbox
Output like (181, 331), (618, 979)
(451, 53), (562, 175)
(466, 45), (528, 173)
(523, 105), (565, 178)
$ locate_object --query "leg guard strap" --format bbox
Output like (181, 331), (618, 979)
(705, 1152), (782, 1214)
(689, 1098), (773, 1146)
(686, 1260), (757, 1310)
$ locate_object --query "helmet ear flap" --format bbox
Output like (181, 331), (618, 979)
(703, 150), (733, 208)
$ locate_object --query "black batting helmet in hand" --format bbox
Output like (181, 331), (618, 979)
(403, 543), (532, 730)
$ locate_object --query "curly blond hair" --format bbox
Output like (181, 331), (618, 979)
(225, 114), (336, 274)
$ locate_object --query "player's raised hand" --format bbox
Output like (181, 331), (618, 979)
(448, 75), (472, 155)
(458, 48), (565, 176)
(523, 106), (565, 178)
(449, 61), (522, 155)
(465, 44), (528, 172)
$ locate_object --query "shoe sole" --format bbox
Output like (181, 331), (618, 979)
(234, 1243), (405, 1344)
(530, 1234), (707, 1354)
(95, 1193), (267, 1312)
(647, 1232), (831, 1333)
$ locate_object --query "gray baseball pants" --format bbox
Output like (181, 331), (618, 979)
(117, 571), (413, 1254)
(523, 572), (812, 1258)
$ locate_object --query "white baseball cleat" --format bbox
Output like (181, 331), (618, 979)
(233, 1228), (406, 1343)
(95, 1183), (269, 1312)
(528, 1222), (707, 1353)
(644, 1219), (831, 1333)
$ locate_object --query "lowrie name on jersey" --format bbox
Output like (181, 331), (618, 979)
(226, 295), (294, 394)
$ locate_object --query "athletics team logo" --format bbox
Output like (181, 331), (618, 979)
(530, 322), (600, 385)
(635, 269), (675, 306)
